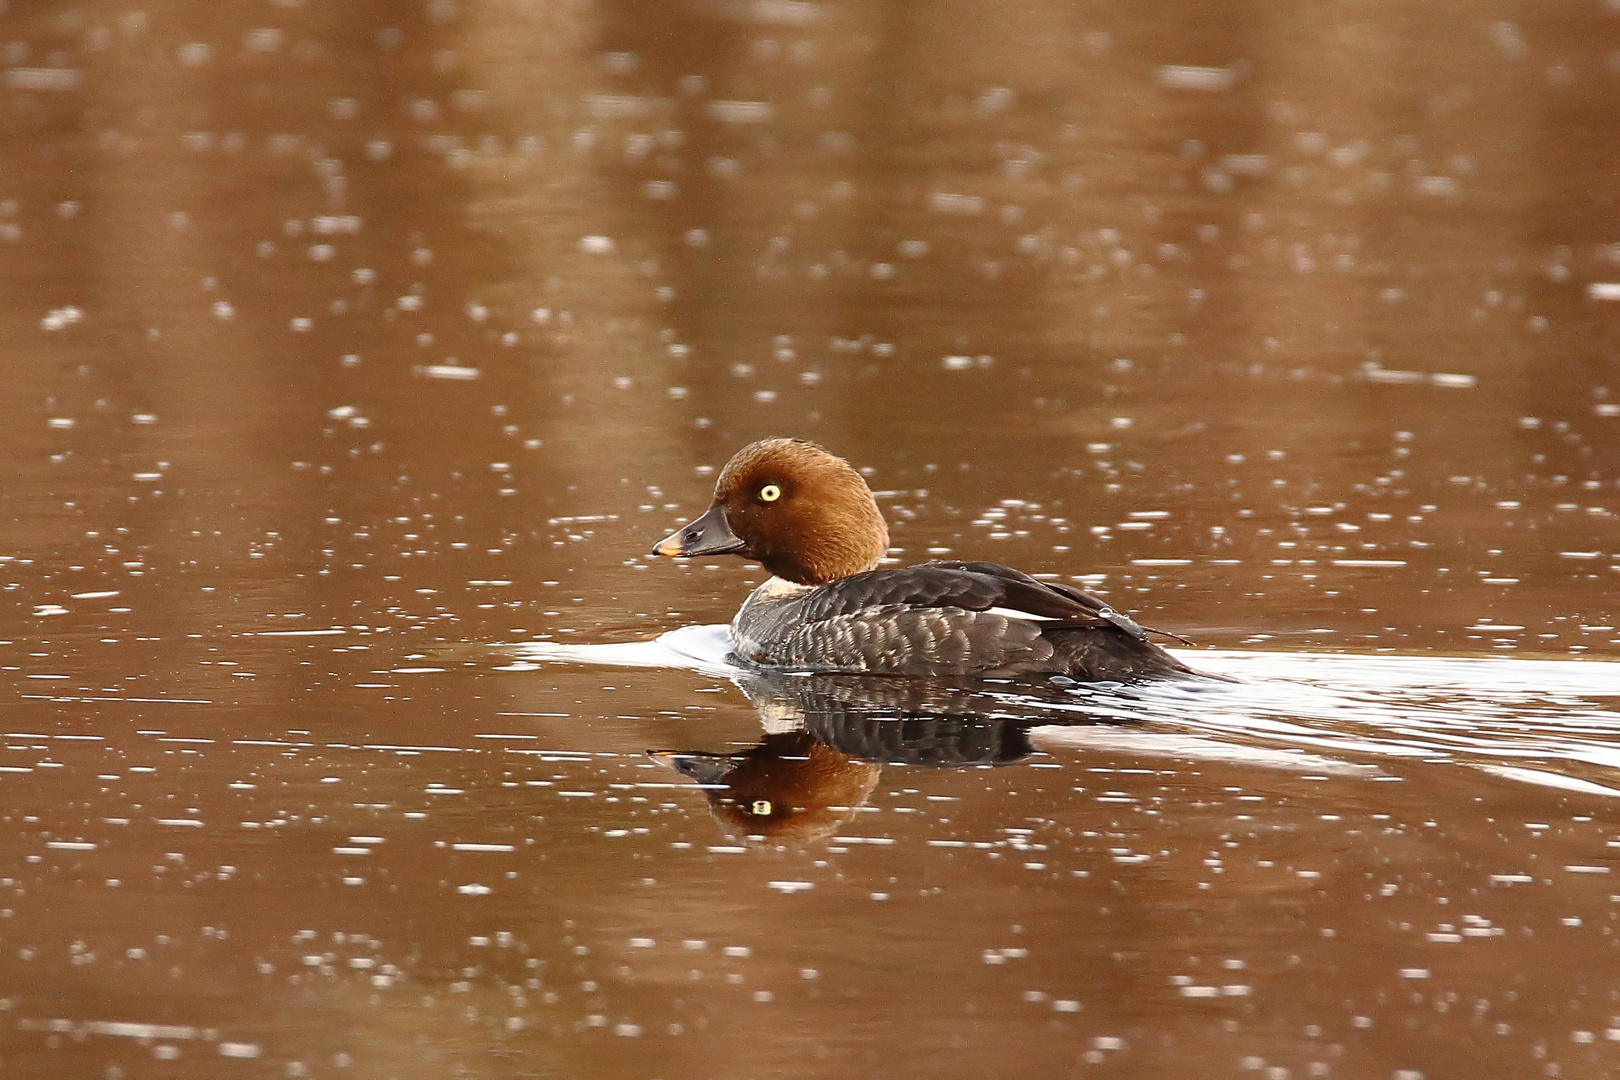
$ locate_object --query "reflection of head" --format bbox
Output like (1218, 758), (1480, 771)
(649, 732), (881, 845)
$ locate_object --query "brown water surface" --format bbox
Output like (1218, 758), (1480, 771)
(1, 1), (1618, 1077)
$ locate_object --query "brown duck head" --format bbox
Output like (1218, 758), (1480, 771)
(652, 438), (889, 585)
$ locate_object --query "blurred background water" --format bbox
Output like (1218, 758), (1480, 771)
(1, 1), (1619, 1077)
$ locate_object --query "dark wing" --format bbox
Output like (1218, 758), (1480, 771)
(750, 604), (1052, 675)
(796, 561), (1151, 642)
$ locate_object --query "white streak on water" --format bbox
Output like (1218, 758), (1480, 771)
(1031, 730), (1373, 776)
(1472, 765), (1620, 798)
(509, 630), (1620, 792)
(512, 624), (737, 677)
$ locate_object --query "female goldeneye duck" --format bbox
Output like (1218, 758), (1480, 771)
(653, 437), (1203, 680)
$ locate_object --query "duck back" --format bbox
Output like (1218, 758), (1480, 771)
(729, 561), (1200, 680)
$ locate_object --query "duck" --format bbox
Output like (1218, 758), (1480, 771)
(652, 438), (1204, 680)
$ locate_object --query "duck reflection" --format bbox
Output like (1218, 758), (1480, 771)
(650, 670), (1114, 844)
(650, 732), (883, 845)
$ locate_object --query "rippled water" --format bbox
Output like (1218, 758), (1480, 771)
(3, 0), (1620, 1076)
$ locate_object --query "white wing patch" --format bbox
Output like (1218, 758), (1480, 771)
(986, 606), (1058, 622)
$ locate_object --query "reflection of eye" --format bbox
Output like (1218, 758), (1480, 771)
(750, 799), (773, 815)
(759, 484), (781, 502)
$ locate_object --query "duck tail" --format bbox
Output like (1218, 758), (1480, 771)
(1139, 623), (1197, 647)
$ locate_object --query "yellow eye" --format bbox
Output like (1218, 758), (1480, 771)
(759, 484), (781, 502)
